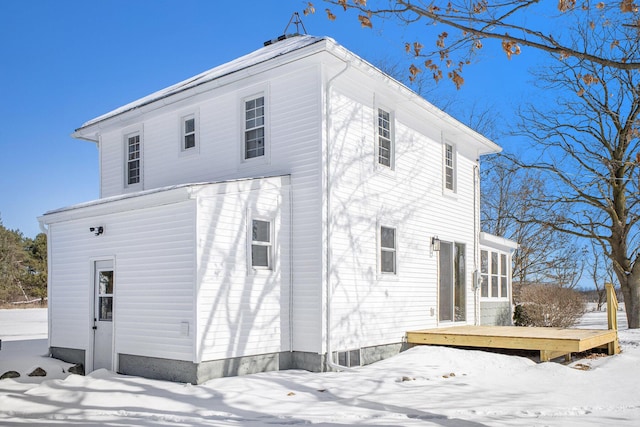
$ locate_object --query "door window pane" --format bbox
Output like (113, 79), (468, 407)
(99, 297), (113, 321)
(99, 271), (113, 294)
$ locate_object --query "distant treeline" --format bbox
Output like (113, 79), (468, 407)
(0, 217), (47, 304)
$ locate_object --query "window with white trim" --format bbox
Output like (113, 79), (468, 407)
(251, 219), (272, 269)
(244, 96), (265, 160)
(126, 133), (141, 186)
(444, 143), (455, 191)
(377, 108), (393, 168)
(182, 114), (197, 151)
(481, 249), (509, 298)
(380, 226), (397, 274)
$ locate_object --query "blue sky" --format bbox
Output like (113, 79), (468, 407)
(0, 0), (532, 238)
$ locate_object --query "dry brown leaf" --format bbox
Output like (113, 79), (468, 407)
(413, 41), (424, 56)
(358, 14), (373, 28)
(325, 9), (336, 21)
(303, 2), (315, 15)
(621, 0), (638, 13)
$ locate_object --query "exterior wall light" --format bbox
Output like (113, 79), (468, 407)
(90, 226), (104, 236)
(431, 236), (441, 252)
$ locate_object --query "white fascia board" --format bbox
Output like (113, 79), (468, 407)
(39, 185), (194, 225)
(39, 175), (291, 225)
(480, 231), (519, 251)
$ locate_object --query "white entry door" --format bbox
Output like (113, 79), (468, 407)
(93, 260), (114, 371)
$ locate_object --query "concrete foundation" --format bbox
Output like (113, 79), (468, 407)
(50, 347), (85, 366)
(50, 341), (407, 384)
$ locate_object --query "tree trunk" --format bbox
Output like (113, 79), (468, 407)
(621, 276), (640, 329)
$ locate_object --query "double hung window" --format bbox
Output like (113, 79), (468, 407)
(444, 143), (455, 191)
(244, 96), (265, 159)
(126, 133), (141, 186)
(182, 114), (196, 151)
(377, 108), (393, 168)
(251, 219), (272, 269)
(380, 226), (397, 274)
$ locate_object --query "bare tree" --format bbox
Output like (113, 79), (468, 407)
(586, 238), (616, 310)
(308, 1), (640, 87)
(481, 155), (585, 290)
(511, 35), (640, 327)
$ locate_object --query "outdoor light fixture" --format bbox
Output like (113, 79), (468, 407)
(431, 236), (441, 252)
(89, 226), (104, 236)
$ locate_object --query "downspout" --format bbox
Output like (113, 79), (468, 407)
(38, 219), (52, 353)
(324, 61), (352, 371)
(473, 162), (481, 325)
(289, 182), (294, 352)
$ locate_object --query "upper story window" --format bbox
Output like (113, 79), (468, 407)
(444, 143), (456, 191)
(377, 108), (393, 168)
(126, 133), (141, 186)
(244, 96), (265, 160)
(380, 226), (397, 274)
(182, 114), (197, 151)
(251, 219), (272, 269)
(481, 249), (509, 299)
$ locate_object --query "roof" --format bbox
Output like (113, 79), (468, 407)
(72, 33), (500, 154)
(39, 175), (291, 225)
(74, 35), (326, 134)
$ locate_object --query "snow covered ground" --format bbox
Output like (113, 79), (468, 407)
(1, 307), (639, 426)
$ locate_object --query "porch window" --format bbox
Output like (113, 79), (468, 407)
(481, 249), (509, 299)
(380, 226), (396, 274)
(251, 219), (272, 269)
(481, 250), (489, 297)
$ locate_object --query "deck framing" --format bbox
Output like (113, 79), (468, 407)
(406, 325), (619, 362)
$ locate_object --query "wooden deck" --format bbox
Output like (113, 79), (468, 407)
(406, 325), (620, 362)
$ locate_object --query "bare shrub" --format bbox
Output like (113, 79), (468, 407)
(514, 284), (586, 328)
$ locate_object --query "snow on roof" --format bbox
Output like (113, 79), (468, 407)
(39, 175), (290, 220)
(76, 34), (327, 131)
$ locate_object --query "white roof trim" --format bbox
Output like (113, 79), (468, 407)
(73, 35), (326, 140)
(480, 232), (519, 251)
(39, 175), (290, 224)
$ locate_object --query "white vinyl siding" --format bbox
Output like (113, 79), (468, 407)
(195, 177), (290, 361)
(324, 65), (479, 351)
(46, 199), (196, 363)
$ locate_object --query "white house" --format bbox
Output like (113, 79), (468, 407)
(39, 34), (516, 383)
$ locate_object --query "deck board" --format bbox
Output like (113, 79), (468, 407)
(406, 326), (619, 361)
